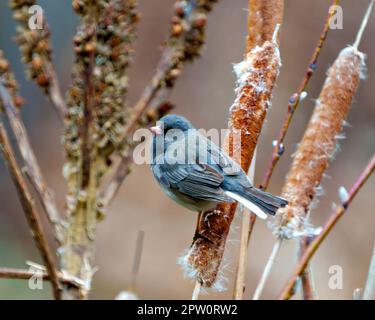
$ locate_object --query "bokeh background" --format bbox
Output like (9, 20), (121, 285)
(0, 0), (374, 299)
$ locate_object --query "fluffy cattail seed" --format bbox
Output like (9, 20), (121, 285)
(274, 46), (366, 239)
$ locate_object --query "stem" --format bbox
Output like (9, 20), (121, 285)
(252, 238), (283, 300)
(261, 0), (340, 190)
(0, 123), (62, 300)
(353, 0), (374, 50)
(363, 243), (375, 300)
(233, 151), (257, 300)
(0, 268), (82, 288)
(129, 230), (145, 290)
(192, 281), (201, 300)
(299, 238), (317, 299)
(279, 154), (375, 300)
(0, 83), (64, 244)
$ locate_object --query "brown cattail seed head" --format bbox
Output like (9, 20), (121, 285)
(183, 40), (281, 287)
(274, 47), (365, 239)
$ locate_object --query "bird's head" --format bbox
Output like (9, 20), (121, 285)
(150, 114), (193, 136)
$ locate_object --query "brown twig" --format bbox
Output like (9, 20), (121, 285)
(102, 0), (218, 206)
(261, 0), (340, 190)
(9, 0), (67, 119)
(299, 237), (317, 299)
(0, 267), (82, 289)
(0, 82), (64, 244)
(129, 230), (145, 291)
(279, 154), (375, 300)
(0, 123), (62, 300)
(363, 243), (375, 300)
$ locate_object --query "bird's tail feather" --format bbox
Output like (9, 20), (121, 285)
(225, 188), (288, 220)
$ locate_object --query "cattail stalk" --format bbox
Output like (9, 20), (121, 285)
(182, 30), (282, 288)
(274, 33), (366, 241)
(259, 1), (372, 300)
(363, 244), (375, 300)
(247, 0), (284, 51)
(232, 0), (285, 300)
(252, 0), (341, 299)
(279, 154), (375, 300)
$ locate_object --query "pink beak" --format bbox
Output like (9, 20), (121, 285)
(150, 125), (163, 135)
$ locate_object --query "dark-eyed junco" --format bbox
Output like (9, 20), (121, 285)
(150, 114), (287, 219)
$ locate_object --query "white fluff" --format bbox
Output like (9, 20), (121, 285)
(225, 191), (268, 220)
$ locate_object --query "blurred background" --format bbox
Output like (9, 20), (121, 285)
(0, 0), (374, 299)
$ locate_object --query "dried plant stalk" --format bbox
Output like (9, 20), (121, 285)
(0, 123), (62, 300)
(9, 0), (67, 118)
(0, 51), (64, 243)
(274, 46), (365, 239)
(0, 268), (82, 288)
(247, 0), (284, 51)
(181, 38), (281, 288)
(61, 0), (138, 298)
(363, 244), (375, 300)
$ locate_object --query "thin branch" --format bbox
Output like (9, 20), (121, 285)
(129, 230), (145, 291)
(192, 281), (201, 300)
(0, 268), (82, 289)
(0, 123), (62, 300)
(363, 243), (375, 300)
(233, 151), (257, 300)
(299, 237), (317, 299)
(261, 0), (340, 190)
(279, 154), (375, 300)
(252, 238), (283, 300)
(0, 83), (64, 244)
(353, 0), (374, 50)
(241, 3), (339, 289)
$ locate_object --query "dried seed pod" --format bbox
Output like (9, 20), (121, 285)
(61, 0), (139, 292)
(9, 0), (52, 93)
(181, 39), (281, 287)
(274, 46), (366, 239)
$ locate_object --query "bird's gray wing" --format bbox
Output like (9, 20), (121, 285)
(154, 163), (232, 202)
(193, 131), (244, 176)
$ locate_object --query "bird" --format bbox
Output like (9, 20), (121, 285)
(149, 114), (287, 219)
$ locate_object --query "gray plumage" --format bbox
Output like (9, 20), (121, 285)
(150, 114), (287, 219)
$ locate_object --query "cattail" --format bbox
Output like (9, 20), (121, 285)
(181, 32), (282, 287)
(274, 46), (366, 239)
(247, 0), (284, 51)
